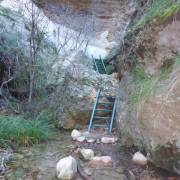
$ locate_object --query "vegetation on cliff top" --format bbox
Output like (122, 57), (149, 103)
(134, 0), (180, 29)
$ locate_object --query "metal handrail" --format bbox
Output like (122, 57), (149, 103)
(100, 56), (108, 74)
(88, 89), (101, 132)
(92, 55), (100, 74)
(109, 99), (116, 133)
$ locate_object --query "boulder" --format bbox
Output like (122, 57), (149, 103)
(132, 152), (147, 166)
(50, 51), (118, 130)
(71, 129), (81, 141)
(101, 137), (117, 144)
(79, 148), (94, 161)
(89, 156), (112, 167)
(56, 156), (77, 179)
(86, 138), (96, 143)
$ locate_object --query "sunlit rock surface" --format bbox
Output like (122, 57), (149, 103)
(50, 51), (118, 129)
(35, 0), (136, 58)
(1, 0), (135, 58)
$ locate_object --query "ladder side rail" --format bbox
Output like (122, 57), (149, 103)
(100, 56), (108, 74)
(88, 89), (101, 132)
(92, 55), (100, 74)
(109, 99), (116, 133)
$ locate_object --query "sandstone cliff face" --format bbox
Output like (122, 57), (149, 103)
(133, 20), (180, 75)
(116, 18), (180, 174)
(38, 0), (134, 34)
(36, 0), (135, 58)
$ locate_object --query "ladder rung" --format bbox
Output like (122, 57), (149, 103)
(94, 116), (111, 119)
(99, 95), (115, 98)
(93, 124), (108, 128)
(107, 97), (115, 99)
(96, 109), (112, 112)
(98, 102), (113, 105)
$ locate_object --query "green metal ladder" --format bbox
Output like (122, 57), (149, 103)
(88, 89), (116, 133)
(92, 56), (108, 74)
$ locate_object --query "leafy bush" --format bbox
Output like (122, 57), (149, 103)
(0, 5), (21, 21)
(134, 0), (180, 29)
(0, 112), (55, 147)
(0, 5), (59, 103)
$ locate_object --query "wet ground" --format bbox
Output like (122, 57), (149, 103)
(1, 131), (179, 180)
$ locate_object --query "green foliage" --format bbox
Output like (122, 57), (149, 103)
(174, 55), (180, 66)
(0, 31), (22, 57)
(34, 108), (56, 124)
(0, 13), (58, 101)
(129, 67), (170, 105)
(0, 112), (55, 147)
(0, 5), (21, 21)
(129, 67), (157, 105)
(116, 143), (125, 152)
(134, 0), (180, 29)
(34, 40), (59, 95)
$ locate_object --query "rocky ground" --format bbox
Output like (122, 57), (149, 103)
(0, 130), (177, 180)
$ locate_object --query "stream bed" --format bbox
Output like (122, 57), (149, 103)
(1, 131), (172, 180)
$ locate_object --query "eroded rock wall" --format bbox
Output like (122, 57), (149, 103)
(35, 0), (136, 58)
(116, 16), (180, 174)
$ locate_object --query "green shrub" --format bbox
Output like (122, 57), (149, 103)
(116, 143), (125, 152)
(0, 5), (21, 21)
(134, 0), (180, 29)
(0, 23), (58, 101)
(0, 113), (55, 147)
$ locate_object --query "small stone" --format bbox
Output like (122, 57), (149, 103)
(96, 139), (101, 144)
(56, 156), (77, 179)
(101, 137), (117, 144)
(132, 152), (147, 166)
(76, 136), (86, 142)
(71, 129), (81, 141)
(79, 148), (94, 161)
(87, 138), (96, 143)
(89, 156), (113, 167)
